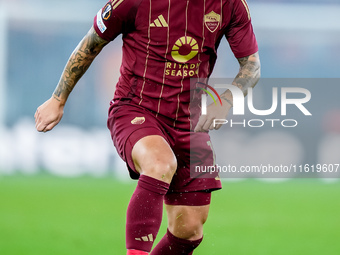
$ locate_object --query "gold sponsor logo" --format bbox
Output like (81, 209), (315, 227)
(204, 11), (220, 33)
(131, 117), (145, 125)
(171, 36), (199, 63)
(165, 62), (200, 77)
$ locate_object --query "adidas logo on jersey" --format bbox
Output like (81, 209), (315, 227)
(150, 15), (168, 27)
(135, 234), (154, 242)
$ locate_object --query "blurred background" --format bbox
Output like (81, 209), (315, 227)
(0, 0), (339, 254)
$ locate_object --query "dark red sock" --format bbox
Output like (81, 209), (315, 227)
(126, 175), (169, 252)
(150, 229), (203, 255)
(127, 250), (149, 255)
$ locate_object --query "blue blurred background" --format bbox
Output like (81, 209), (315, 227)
(0, 0), (339, 179)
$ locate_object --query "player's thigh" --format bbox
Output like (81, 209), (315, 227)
(165, 204), (210, 240)
(132, 135), (177, 183)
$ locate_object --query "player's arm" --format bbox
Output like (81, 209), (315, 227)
(220, 51), (261, 106)
(54, 26), (109, 104)
(194, 51), (260, 132)
(34, 27), (109, 132)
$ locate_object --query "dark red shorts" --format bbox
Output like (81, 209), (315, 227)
(107, 103), (222, 205)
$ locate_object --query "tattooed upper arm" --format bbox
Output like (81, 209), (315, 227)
(53, 27), (109, 102)
(83, 27), (109, 56)
(220, 52), (260, 105)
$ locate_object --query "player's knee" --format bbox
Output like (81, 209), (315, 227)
(153, 157), (177, 182)
(132, 135), (177, 182)
(141, 156), (177, 183)
(172, 214), (207, 240)
(168, 205), (209, 240)
(174, 217), (205, 240)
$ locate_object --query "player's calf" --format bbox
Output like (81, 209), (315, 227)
(126, 136), (177, 253)
(150, 204), (209, 254)
(126, 175), (170, 253)
(150, 229), (203, 255)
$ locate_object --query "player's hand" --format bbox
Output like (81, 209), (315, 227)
(34, 96), (64, 132)
(194, 101), (232, 132)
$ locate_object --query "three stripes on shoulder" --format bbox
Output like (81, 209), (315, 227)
(150, 15), (168, 27)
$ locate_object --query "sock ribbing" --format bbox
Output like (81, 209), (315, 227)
(127, 249), (149, 255)
(150, 229), (203, 255)
(126, 175), (169, 252)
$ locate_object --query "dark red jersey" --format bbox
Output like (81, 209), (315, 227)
(94, 0), (258, 130)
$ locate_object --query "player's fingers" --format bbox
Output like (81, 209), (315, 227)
(208, 119), (223, 130)
(202, 117), (214, 131)
(36, 122), (47, 132)
(34, 108), (44, 128)
(213, 123), (222, 130)
(35, 118), (40, 130)
(193, 125), (200, 132)
(34, 108), (40, 122)
(35, 117), (43, 131)
(195, 117), (210, 132)
(194, 116), (206, 132)
(43, 121), (59, 132)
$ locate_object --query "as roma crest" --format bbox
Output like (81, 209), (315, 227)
(131, 117), (146, 125)
(204, 11), (220, 33)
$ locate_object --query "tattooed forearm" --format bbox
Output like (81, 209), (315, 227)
(234, 52), (261, 94)
(220, 52), (261, 106)
(53, 27), (108, 103)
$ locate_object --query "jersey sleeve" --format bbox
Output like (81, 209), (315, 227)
(93, 0), (140, 41)
(225, 0), (258, 59)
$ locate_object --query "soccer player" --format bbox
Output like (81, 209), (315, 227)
(34, 0), (260, 254)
